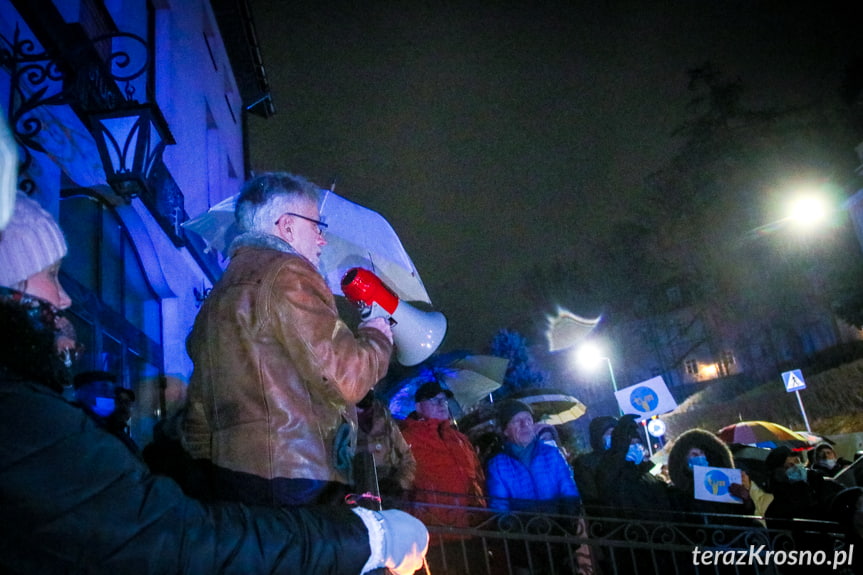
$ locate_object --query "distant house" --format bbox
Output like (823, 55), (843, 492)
(600, 275), (860, 393)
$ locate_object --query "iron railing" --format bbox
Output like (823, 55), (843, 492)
(385, 499), (852, 575)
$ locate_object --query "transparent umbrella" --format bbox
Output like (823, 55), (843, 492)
(507, 388), (588, 426)
(387, 353), (509, 419)
(182, 188), (432, 303)
(458, 387), (587, 437)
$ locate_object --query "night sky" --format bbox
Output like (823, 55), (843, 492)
(246, 1), (858, 353)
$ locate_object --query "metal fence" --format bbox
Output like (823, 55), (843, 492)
(388, 501), (852, 575)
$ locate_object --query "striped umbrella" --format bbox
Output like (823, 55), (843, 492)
(717, 421), (813, 449)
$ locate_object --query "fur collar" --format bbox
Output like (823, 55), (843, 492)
(229, 231), (300, 257)
(667, 428), (734, 491)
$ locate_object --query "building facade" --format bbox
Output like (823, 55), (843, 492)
(0, 0), (270, 445)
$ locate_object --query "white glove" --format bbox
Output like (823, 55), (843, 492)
(352, 507), (428, 575)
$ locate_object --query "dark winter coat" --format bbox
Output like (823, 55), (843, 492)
(0, 298), (371, 574)
(594, 414), (670, 516)
(571, 415), (616, 512)
(765, 469), (844, 523)
(809, 442), (853, 478)
(764, 445), (844, 523)
(592, 415), (673, 574)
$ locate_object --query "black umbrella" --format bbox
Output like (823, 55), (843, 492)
(728, 443), (771, 487)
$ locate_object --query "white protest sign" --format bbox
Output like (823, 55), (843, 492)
(693, 466), (743, 504)
(614, 376), (678, 421)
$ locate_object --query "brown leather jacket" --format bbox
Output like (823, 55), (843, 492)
(356, 398), (416, 490)
(182, 234), (392, 484)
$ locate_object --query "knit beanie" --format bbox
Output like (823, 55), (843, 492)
(496, 400), (533, 429)
(0, 193), (67, 287)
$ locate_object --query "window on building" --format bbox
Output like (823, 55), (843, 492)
(60, 194), (161, 343)
(684, 359), (698, 375)
(721, 351), (735, 367)
(59, 192), (164, 445)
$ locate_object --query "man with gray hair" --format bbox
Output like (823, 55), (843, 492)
(182, 172), (394, 506)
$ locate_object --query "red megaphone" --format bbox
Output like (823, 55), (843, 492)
(341, 267), (447, 366)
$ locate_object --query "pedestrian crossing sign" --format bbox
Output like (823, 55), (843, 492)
(781, 369), (806, 392)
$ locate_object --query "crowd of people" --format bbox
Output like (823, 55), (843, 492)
(2, 171), (863, 575)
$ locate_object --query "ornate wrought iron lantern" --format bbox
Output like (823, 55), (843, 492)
(89, 103), (171, 202)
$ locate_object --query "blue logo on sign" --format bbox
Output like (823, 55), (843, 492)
(704, 469), (730, 496)
(629, 386), (658, 412)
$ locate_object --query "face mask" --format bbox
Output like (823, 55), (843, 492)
(688, 455), (709, 470)
(821, 458), (837, 470)
(91, 397), (116, 418)
(603, 435), (612, 451)
(625, 443), (646, 463)
(785, 463), (808, 483)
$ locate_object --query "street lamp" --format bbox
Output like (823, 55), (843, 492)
(741, 190), (834, 243)
(89, 103), (174, 202)
(576, 342), (621, 414)
(787, 194), (829, 230)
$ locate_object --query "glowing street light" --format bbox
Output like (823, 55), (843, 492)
(577, 343), (618, 393)
(787, 193), (829, 230)
(576, 342), (621, 415)
(742, 189), (834, 243)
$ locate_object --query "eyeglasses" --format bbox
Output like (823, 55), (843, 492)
(421, 395), (449, 406)
(277, 212), (329, 234)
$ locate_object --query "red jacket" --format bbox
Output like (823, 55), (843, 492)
(400, 417), (485, 530)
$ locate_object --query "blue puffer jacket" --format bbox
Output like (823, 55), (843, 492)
(486, 439), (581, 514)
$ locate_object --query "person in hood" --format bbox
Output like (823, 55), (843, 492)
(0, 192), (427, 574)
(571, 415), (617, 515)
(809, 442), (852, 478)
(666, 428), (755, 516)
(594, 414), (672, 573)
(73, 370), (140, 455)
(595, 413), (670, 515)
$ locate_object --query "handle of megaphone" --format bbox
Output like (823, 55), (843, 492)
(360, 301), (397, 326)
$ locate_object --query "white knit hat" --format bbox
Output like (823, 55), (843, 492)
(0, 193), (67, 287)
